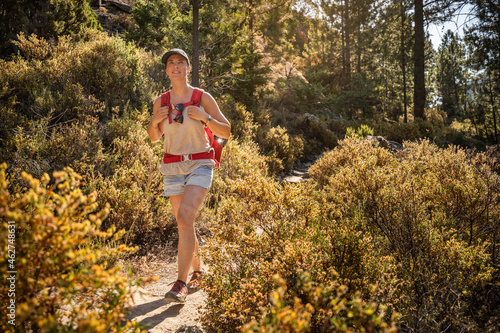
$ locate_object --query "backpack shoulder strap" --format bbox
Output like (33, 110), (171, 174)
(161, 91), (171, 107)
(161, 91), (173, 123)
(190, 88), (204, 107)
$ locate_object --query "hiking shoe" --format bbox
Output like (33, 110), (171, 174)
(164, 280), (188, 303)
(187, 271), (204, 290)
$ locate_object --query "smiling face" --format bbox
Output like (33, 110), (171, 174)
(165, 54), (190, 80)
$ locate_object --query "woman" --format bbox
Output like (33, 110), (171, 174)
(147, 48), (231, 303)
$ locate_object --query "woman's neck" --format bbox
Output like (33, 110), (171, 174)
(170, 80), (192, 99)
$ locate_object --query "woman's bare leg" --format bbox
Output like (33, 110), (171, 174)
(169, 185), (208, 283)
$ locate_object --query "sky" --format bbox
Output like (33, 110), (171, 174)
(427, 4), (476, 50)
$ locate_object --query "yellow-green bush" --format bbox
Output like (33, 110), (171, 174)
(222, 101), (258, 141)
(256, 125), (304, 174)
(345, 124), (374, 139)
(201, 138), (394, 331)
(311, 138), (499, 331)
(0, 164), (151, 332)
(242, 274), (398, 333)
(85, 112), (172, 244)
(1, 30), (145, 125)
(201, 137), (498, 332)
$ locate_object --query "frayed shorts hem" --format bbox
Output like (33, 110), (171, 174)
(162, 165), (213, 197)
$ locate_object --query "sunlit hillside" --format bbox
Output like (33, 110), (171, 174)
(0, 0), (499, 332)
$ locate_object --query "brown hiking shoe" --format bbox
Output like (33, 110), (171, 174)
(187, 271), (204, 290)
(164, 280), (188, 303)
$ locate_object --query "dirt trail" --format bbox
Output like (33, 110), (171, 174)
(124, 249), (207, 332)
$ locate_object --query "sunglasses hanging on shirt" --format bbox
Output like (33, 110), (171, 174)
(173, 103), (184, 124)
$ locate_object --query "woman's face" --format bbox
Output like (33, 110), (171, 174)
(166, 54), (190, 80)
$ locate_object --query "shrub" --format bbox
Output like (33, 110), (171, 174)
(86, 113), (171, 245)
(242, 274), (398, 333)
(1, 31), (146, 125)
(222, 101), (258, 141)
(0, 164), (150, 332)
(201, 146), (395, 331)
(0, 0), (99, 58)
(202, 137), (498, 332)
(291, 113), (338, 159)
(256, 125), (304, 174)
(371, 119), (443, 144)
(311, 138), (499, 331)
(345, 124), (374, 139)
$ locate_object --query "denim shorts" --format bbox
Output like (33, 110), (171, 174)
(162, 165), (214, 197)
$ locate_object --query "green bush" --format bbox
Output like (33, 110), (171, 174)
(0, 164), (150, 332)
(201, 137), (498, 332)
(85, 112), (171, 245)
(242, 274), (398, 333)
(291, 114), (338, 158)
(0, 0), (99, 58)
(1, 31), (146, 126)
(256, 125), (304, 174)
(311, 138), (499, 331)
(345, 124), (374, 139)
(222, 101), (258, 141)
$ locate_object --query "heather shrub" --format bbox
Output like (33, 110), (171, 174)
(256, 125), (304, 174)
(371, 119), (442, 144)
(222, 101), (258, 141)
(291, 113), (338, 158)
(311, 138), (498, 331)
(242, 274), (398, 333)
(0, 0), (99, 57)
(201, 149), (396, 331)
(202, 137), (498, 332)
(86, 113), (170, 244)
(0, 164), (149, 332)
(0, 31), (146, 125)
(67, 30), (144, 114)
(45, 116), (107, 173)
(4, 118), (54, 180)
(206, 138), (270, 209)
(309, 137), (393, 188)
(3, 113), (109, 182)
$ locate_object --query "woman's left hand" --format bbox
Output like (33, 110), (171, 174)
(186, 105), (209, 123)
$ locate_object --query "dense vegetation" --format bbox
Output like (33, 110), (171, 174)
(0, 0), (499, 331)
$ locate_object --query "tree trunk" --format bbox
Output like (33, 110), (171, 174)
(401, 0), (408, 123)
(413, 0), (425, 119)
(356, 3), (361, 73)
(488, 68), (498, 142)
(191, 0), (200, 87)
(345, 0), (351, 87)
(341, 0), (346, 78)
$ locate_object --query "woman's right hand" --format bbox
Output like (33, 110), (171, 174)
(152, 105), (170, 127)
(148, 97), (169, 142)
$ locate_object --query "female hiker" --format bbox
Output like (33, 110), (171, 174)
(147, 48), (231, 303)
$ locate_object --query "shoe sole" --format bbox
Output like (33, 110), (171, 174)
(164, 293), (186, 303)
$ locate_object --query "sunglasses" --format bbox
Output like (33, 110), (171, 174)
(173, 103), (184, 124)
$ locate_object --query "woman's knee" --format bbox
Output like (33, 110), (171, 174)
(176, 210), (195, 231)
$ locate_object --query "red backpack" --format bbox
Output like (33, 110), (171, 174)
(160, 88), (223, 167)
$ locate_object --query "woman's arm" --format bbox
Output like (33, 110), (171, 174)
(147, 97), (168, 142)
(187, 92), (231, 139)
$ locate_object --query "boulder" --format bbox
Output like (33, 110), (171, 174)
(108, 0), (133, 13)
(366, 135), (403, 152)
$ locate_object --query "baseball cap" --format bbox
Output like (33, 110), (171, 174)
(161, 48), (190, 67)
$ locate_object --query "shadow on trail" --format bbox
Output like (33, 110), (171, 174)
(126, 300), (184, 331)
